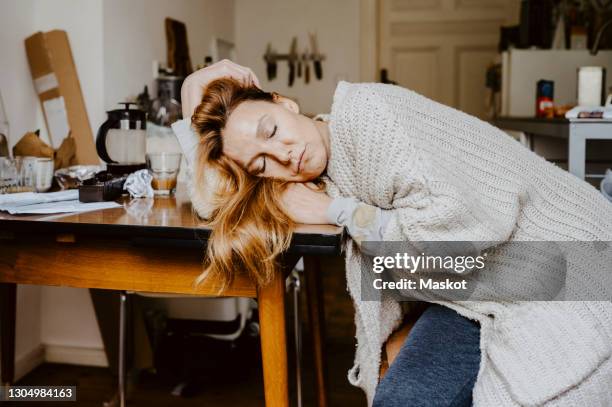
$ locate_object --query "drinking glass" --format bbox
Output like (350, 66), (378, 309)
(34, 158), (54, 192)
(0, 157), (18, 193)
(16, 156), (37, 192)
(146, 152), (182, 195)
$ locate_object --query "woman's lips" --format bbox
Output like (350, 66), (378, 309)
(297, 147), (306, 174)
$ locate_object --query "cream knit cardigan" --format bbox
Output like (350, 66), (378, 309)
(324, 82), (612, 406)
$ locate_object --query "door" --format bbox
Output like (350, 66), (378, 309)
(378, 0), (520, 119)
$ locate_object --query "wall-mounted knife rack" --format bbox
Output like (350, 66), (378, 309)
(263, 33), (325, 86)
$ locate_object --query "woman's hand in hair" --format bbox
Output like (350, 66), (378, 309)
(281, 182), (333, 225)
(181, 59), (260, 120)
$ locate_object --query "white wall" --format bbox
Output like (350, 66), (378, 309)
(0, 0), (235, 377)
(0, 0), (105, 152)
(103, 0), (235, 110)
(0, 1), (42, 150)
(234, 0), (361, 115)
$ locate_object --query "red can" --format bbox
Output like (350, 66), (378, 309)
(536, 80), (554, 118)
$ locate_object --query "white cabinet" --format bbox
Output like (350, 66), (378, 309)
(501, 49), (612, 117)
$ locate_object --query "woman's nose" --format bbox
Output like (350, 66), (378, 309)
(267, 142), (292, 165)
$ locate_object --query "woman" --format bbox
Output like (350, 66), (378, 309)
(173, 60), (612, 406)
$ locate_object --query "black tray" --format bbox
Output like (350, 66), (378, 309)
(78, 171), (127, 202)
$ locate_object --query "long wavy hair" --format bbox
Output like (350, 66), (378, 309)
(191, 78), (294, 291)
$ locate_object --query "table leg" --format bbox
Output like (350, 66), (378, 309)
(568, 127), (587, 180)
(518, 131), (533, 151)
(0, 283), (16, 385)
(303, 256), (329, 407)
(118, 291), (128, 407)
(258, 272), (289, 407)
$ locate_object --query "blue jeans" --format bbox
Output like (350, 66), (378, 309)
(373, 304), (481, 407)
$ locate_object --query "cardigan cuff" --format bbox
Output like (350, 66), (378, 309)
(327, 197), (391, 243)
(171, 118), (199, 170)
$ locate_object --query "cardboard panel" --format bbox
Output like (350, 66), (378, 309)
(25, 30), (98, 165)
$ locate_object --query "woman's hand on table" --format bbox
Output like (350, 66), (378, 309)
(281, 182), (333, 225)
(181, 59), (260, 120)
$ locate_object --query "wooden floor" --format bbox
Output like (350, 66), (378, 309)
(9, 338), (364, 407)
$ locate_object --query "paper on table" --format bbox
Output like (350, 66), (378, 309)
(5, 200), (120, 215)
(0, 190), (78, 209)
(565, 106), (612, 119)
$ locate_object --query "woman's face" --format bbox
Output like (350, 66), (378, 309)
(221, 98), (330, 182)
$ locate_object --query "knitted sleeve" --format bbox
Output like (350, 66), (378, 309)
(381, 146), (519, 249)
(326, 197), (392, 254)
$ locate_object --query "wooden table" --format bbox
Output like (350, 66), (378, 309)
(0, 186), (343, 406)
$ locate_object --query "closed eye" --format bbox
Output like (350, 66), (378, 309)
(268, 125), (277, 138)
(255, 125), (276, 174)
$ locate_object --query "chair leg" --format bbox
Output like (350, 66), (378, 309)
(118, 291), (128, 407)
(0, 283), (17, 386)
(303, 256), (329, 407)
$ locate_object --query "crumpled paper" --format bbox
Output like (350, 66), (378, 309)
(123, 169), (154, 198)
(54, 165), (102, 189)
(601, 169), (612, 203)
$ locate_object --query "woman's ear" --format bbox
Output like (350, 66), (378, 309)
(273, 93), (300, 114)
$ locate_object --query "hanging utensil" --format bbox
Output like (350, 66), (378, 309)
(304, 47), (310, 84)
(309, 32), (324, 80)
(264, 43), (277, 81)
(288, 37), (298, 87)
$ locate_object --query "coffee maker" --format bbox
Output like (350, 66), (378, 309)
(96, 102), (147, 175)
